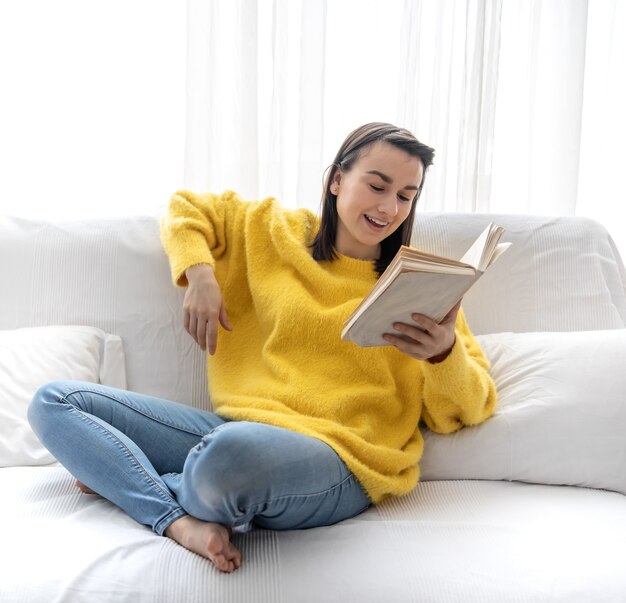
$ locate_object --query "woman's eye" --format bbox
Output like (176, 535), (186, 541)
(370, 184), (384, 192)
(398, 195), (412, 203)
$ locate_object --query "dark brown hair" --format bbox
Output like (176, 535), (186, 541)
(311, 122), (435, 276)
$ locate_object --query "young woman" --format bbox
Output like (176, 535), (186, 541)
(28, 122), (497, 573)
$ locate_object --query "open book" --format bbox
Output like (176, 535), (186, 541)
(341, 223), (511, 347)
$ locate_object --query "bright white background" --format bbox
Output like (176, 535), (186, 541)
(0, 0), (624, 258)
(0, 0), (186, 220)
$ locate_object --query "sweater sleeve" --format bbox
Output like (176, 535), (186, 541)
(160, 190), (243, 287)
(419, 309), (497, 434)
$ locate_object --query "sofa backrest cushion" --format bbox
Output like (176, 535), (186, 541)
(0, 216), (210, 408)
(0, 212), (624, 407)
(411, 213), (626, 334)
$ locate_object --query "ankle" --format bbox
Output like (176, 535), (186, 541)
(164, 515), (191, 544)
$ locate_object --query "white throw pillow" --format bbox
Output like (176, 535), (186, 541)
(419, 329), (626, 495)
(0, 326), (126, 467)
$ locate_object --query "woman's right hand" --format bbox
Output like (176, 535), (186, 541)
(183, 264), (232, 355)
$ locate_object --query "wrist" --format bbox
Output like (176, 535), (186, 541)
(185, 263), (214, 281)
(427, 339), (455, 364)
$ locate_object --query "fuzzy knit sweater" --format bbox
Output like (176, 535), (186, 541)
(160, 190), (497, 503)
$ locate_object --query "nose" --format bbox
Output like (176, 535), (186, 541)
(377, 194), (399, 218)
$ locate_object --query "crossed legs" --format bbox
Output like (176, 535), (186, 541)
(28, 381), (370, 572)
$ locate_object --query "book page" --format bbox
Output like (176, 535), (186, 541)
(487, 242), (512, 267)
(343, 261), (475, 325)
(342, 270), (480, 347)
(342, 222), (510, 348)
(395, 246), (475, 269)
(459, 224), (493, 268)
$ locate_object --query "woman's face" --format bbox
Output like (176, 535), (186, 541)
(331, 141), (424, 260)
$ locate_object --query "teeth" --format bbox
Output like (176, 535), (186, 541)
(365, 214), (388, 226)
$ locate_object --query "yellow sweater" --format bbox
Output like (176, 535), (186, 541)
(160, 190), (497, 503)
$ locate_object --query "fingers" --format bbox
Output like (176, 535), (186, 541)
(197, 315), (209, 353)
(206, 314), (218, 355)
(206, 303), (233, 354)
(391, 319), (432, 345)
(185, 311), (215, 353)
(383, 336), (417, 357)
(383, 330), (431, 360)
(384, 307), (458, 360)
(219, 304), (233, 332)
(442, 299), (463, 324)
(184, 306), (230, 354)
(182, 269), (231, 353)
(184, 310), (204, 351)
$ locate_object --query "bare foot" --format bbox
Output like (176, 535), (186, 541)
(75, 480), (97, 494)
(165, 515), (241, 573)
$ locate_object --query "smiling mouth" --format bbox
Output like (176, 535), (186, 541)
(364, 214), (389, 228)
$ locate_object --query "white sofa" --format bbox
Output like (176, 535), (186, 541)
(1, 211), (626, 603)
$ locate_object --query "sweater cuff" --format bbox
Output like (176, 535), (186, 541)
(420, 333), (469, 385)
(169, 230), (215, 287)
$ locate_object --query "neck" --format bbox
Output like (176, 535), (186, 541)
(337, 245), (380, 261)
(335, 233), (380, 260)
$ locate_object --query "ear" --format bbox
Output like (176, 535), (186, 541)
(330, 170), (342, 195)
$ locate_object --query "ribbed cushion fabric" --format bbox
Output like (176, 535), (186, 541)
(3, 466), (626, 602)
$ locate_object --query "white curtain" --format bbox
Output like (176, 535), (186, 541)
(577, 0), (626, 236)
(185, 0), (408, 210)
(185, 0), (626, 257)
(0, 0), (186, 221)
(1, 1), (624, 256)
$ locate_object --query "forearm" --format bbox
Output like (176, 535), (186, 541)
(160, 191), (224, 287)
(420, 332), (497, 434)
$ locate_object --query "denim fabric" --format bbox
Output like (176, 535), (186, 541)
(28, 381), (370, 535)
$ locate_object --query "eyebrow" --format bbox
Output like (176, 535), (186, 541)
(366, 170), (419, 191)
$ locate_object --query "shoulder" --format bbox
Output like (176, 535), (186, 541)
(169, 190), (320, 249)
(246, 196), (320, 246)
(168, 189), (252, 215)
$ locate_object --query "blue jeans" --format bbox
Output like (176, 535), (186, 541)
(27, 381), (370, 535)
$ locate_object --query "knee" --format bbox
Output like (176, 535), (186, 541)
(27, 380), (81, 433)
(184, 423), (268, 507)
(28, 380), (62, 419)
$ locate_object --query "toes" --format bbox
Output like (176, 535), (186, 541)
(170, 518), (241, 573)
(205, 527), (227, 554)
(229, 545), (242, 569)
(75, 480), (96, 494)
(211, 553), (226, 570)
(211, 553), (235, 573)
(210, 545), (241, 573)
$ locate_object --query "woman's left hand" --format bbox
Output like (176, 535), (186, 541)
(383, 300), (462, 363)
